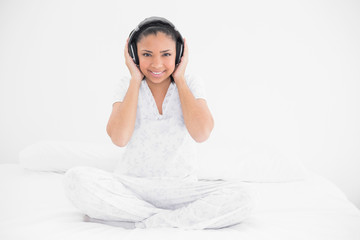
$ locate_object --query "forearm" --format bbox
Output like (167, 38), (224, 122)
(106, 79), (141, 147)
(176, 77), (214, 142)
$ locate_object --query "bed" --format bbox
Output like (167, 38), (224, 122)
(1, 141), (360, 240)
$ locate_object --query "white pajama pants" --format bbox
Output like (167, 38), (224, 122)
(63, 166), (253, 230)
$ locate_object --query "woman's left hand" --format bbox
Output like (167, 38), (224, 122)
(172, 38), (188, 82)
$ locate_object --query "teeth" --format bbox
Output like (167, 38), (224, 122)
(151, 71), (163, 75)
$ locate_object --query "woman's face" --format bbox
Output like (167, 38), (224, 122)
(137, 32), (176, 84)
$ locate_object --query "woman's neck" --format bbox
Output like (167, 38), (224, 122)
(146, 78), (171, 97)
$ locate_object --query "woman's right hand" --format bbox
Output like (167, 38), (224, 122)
(124, 38), (144, 82)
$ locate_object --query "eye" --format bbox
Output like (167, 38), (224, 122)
(163, 53), (171, 57)
(142, 53), (151, 57)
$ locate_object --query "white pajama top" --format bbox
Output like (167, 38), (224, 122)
(112, 74), (206, 181)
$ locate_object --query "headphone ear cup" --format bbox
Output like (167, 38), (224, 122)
(176, 41), (184, 65)
(128, 42), (139, 65)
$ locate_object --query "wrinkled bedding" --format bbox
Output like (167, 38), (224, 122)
(0, 163), (359, 240)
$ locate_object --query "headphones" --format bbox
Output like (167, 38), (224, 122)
(128, 16), (184, 66)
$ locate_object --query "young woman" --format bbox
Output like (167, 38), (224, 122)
(63, 17), (252, 230)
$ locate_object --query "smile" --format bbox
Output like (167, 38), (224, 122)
(149, 70), (165, 77)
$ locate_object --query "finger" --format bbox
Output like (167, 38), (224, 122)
(124, 38), (132, 59)
(124, 39), (128, 56)
(185, 39), (188, 54)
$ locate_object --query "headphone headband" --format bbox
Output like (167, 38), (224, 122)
(138, 16), (176, 30)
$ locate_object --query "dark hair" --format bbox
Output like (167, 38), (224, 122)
(135, 25), (177, 44)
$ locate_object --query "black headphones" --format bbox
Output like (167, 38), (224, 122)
(128, 16), (184, 66)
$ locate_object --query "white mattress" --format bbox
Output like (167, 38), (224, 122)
(0, 163), (359, 240)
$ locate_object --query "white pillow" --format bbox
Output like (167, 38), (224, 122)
(19, 141), (307, 182)
(19, 141), (124, 173)
(196, 143), (308, 182)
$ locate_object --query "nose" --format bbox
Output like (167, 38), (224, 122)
(151, 56), (163, 69)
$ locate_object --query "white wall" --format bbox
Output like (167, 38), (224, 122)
(1, 0), (359, 208)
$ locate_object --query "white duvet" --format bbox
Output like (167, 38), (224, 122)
(0, 163), (359, 240)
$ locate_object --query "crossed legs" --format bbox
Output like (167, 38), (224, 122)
(63, 166), (253, 229)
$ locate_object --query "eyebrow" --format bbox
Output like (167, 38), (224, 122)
(141, 49), (171, 53)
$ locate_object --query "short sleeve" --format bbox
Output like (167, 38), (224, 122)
(185, 74), (207, 100)
(112, 76), (130, 104)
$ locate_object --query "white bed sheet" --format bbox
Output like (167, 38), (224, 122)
(0, 163), (359, 240)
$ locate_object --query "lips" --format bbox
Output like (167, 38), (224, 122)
(149, 70), (165, 78)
